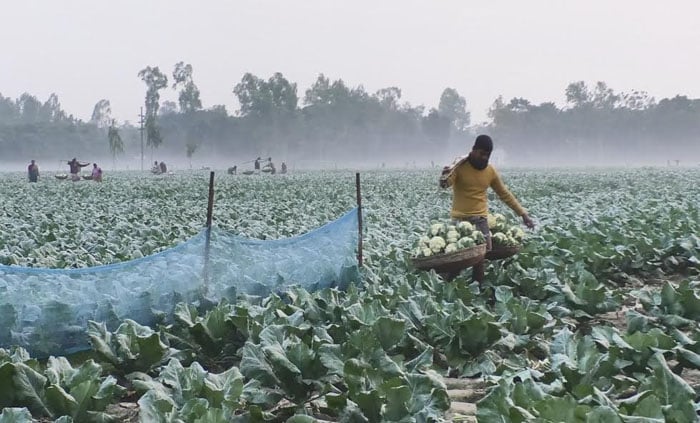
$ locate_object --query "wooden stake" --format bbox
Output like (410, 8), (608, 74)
(206, 171), (215, 228)
(203, 171), (215, 290)
(356, 172), (363, 267)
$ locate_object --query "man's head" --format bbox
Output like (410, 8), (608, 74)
(473, 135), (493, 153)
(30, 160), (35, 165)
(468, 135), (493, 170)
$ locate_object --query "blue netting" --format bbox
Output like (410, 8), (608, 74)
(0, 208), (359, 356)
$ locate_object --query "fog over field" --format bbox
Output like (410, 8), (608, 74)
(2, 1), (700, 172)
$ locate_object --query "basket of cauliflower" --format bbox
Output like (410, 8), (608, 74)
(411, 221), (487, 274)
(485, 213), (526, 260)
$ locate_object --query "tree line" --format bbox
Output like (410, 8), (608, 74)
(1, 64), (698, 168)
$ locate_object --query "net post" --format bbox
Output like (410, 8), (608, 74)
(203, 171), (215, 291)
(356, 172), (363, 267)
(206, 171), (215, 228)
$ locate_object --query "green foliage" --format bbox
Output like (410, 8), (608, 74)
(132, 359), (245, 422)
(0, 168), (699, 421)
(87, 320), (175, 376)
(0, 349), (124, 421)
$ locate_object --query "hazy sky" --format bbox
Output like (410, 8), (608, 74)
(2, 0), (699, 125)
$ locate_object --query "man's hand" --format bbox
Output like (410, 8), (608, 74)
(439, 166), (451, 188)
(522, 213), (535, 229)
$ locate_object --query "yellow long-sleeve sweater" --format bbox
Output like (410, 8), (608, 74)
(443, 161), (526, 218)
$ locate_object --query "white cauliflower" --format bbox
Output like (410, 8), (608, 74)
(445, 243), (458, 254)
(508, 226), (526, 242)
(457, 236), (475, 249)
(488, 213), (507, 231)
(429, 236), (447, 253)
(457, 221), (474, 235)
(430, 223), (446, 236)
(446, 230), (460, 243)
(492, 232), (509, 246)
(419, 235), (431, 245)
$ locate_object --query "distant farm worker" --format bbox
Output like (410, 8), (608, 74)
(159, 161), (167, 173)
(92, 163), (103, 182)
(439, 134), (535, 283)
(27, 159), (39, 182)
(68, 158), (90, 181)
(151, 161), (160, 174)
(254, 157), (262, 171)
(281, 162), (287, 174)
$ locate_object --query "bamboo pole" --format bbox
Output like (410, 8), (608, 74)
(356, 172), (363, 267)
(203, 171), (215, 290)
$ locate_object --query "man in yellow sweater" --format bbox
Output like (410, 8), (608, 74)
(440, 134), (535, 283)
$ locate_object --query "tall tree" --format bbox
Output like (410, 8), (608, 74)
(233, 73), (273, 117)
(138, 66), (168, 149)
(268, 72), (298, 114)
(0, 93), (20, 123)
(41, 93), (66, 122)
(565, 81), (591, 108)
(374, 87), (402, 110)
(17, 93), (42, 122)
(303, 74), (332, 106)
(591, 81), (620, 109)
(233, 72), (299, 154)
(91, 99), (112, 128)
(172, 62), (202, 113)
(438, 88), (470, 131)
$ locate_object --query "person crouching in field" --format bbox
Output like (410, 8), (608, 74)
(92, 163), (103, 182)
(439, 134), (535, 283)
(28, 159), (39, 182)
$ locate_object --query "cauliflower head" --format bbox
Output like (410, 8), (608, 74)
(430, 223), (446, 236)
(457, 221), (474, 235)
(429, 236), (447, 253)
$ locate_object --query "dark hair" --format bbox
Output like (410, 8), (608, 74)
(473, 134), (493, 153)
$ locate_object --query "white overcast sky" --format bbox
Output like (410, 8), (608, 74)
(2, 0), (699, 124)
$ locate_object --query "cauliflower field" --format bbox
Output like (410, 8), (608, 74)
(0, 167), (699, 422)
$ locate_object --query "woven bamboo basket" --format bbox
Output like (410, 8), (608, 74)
(412, 244), (486, 274)
(54, 174), (68, 180)
(485, 245), (521, 260)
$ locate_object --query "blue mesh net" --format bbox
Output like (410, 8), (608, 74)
(0, 208), (359, 357)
